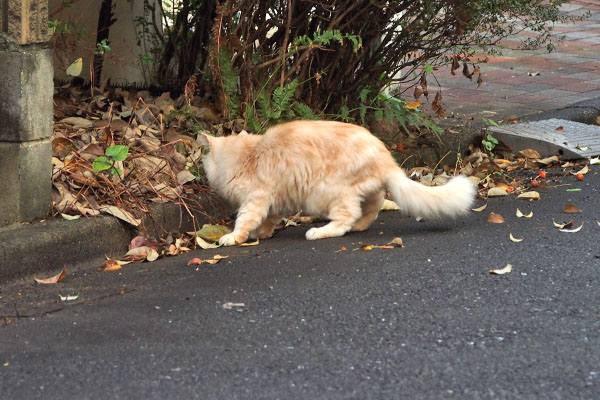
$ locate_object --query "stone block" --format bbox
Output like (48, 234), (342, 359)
(0, 0), (48, 44)
(0, 48), (53, 142)
(0, 139), (52, 226)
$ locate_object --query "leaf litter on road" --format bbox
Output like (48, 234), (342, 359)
(516, 208), (533, 218)
(34, 266), (67, 284)
(509, 233), (523, 243)
(490, 264), (512, 275)
(487, 212), (504, 224)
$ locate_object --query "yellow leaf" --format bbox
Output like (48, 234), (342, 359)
(516, 208), (533, 218)
(405, 101), (421, 109)
(560, 221), (584, 233)
(196, 236), (220, 249)
(196, 224), (232, 242)
(66, 57), (83, 77)
(240, 239), (260, 247)
(517, 191), (540, 200)
(489, 264), (512, 275)
(509, 233), (523, 242)
(472, 203), (487, 212)
(380, 199), (399, 211)
(488, 187), (508, 197)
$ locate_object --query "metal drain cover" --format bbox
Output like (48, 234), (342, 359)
(488, 118), (600, 159)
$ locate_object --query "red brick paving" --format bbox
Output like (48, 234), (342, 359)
(433, 2), (600, 122)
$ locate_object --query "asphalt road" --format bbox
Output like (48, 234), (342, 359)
(2, 167), (599, 399)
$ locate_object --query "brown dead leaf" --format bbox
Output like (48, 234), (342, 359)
(564, 204), (582, 214)
(553, 219), (574, 229)
(34, 266), (67, 284)
(451, 56), (460, 75)
(487, 212), (504, 224)
(519, 149), (541, 159)
(188, 257), (204, 265)
(387, 237), (405, 248)
(462, 62), (473, 79)
(130, 236), (161, 251)
(556, 126), (564, 131)
(123, 246), (159, 262)
(477, 73), (484, 88)
(99, 259), (122, 271)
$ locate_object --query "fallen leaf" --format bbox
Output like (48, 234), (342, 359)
(516, 208), (533, 218)
(527, 71), (540, 76)
(590, 156), (600, 165)
(555, 126), (564, 131)
(335, 245), (348, 252)
(222, 302), (245, 310)
(472, 203), (487, 212)
(517, 191), (540, 200)
(213, 255), (229, 260)
(490, 264), (512, 275)
(240, 239), (260, 247)
(59, 116), (93, 129)
(187, 257), (204, 265)
(129, 236), (161, 251)
(487, 212), (504, 224)
(509, 233), (523, 243)
(196, 236), (220, 249)
(58, 294), (79, 301)
(405, 101), (421, 109)
(519, 149), (541, 159)
(553, 219), (573, 229)
(564, 204), (582, 214)
(34, 266), (67, 284)
(387, 237), (405, 248)
(380, 199), (400, 211)
(537, 155), (559, 165)
(493, 159), (512, 169)
(570, 165), (589, 176)
(560, 221), (584, 233)
(196, 224), (232, 242)
(99, 205), (141, 226)
(60, 213), (81, 221)
(124, 246), (159, 262)
(488, 187), (508, 197)
(99, 259), (122, 271)
(177, 170), (196, 185)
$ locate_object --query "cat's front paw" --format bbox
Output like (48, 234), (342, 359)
(305, 227), (323, 240)
(219, 233), (238, 246)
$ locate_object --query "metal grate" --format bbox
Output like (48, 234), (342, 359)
(488, 118), (600, 159)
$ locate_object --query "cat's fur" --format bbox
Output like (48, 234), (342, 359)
(200, 120), (476, 246)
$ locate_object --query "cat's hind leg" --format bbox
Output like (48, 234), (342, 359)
(351, 191), (385, 232)
(220, 195), (269, 246)
(250, 215), (283, 240)
(305, 197), (362, 240)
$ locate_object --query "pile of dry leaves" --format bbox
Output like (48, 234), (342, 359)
(51, 83), (229, 229)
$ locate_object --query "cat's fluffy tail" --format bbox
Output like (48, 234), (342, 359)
(385, 168), (476, 219)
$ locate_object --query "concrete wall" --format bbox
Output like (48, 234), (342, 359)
(50, 0), (161, 85)
(0, 0), (53, 227)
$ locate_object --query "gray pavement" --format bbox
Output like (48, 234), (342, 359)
(2, 167), (599, 399)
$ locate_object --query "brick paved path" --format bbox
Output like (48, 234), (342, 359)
(432, 1), (600, 123)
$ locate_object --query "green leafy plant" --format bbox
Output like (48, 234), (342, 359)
(481, 118), (499, 152)
(94, 39), (111, 55)
(93, 145), (129, 177)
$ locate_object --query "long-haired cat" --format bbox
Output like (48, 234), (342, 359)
(199, 120), (476, 246)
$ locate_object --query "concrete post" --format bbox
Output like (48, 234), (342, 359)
(0, 1), (53, 227)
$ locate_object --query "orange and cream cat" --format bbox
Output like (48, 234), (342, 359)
(199, 120), (476, 246)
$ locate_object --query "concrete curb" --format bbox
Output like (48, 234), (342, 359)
(0, 193), (231, 283)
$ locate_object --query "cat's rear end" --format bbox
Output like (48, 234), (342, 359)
(200, 120), (475, 245)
